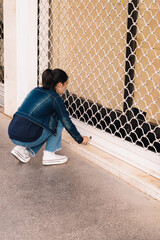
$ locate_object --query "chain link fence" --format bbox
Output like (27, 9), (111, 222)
(38, 0), (160, 154)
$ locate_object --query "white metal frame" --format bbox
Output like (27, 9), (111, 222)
(38, 0), (49, 84)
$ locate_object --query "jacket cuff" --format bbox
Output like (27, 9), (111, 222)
(77, 136), (83, 144)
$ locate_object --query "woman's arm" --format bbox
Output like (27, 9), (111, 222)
(53, 96), (89, 144)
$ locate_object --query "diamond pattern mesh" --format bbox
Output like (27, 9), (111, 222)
(38, 0), (160, 154)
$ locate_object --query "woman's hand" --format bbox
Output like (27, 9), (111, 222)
(82, 136), (90, 145)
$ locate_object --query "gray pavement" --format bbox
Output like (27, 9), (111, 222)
(1, 110), (160, 240)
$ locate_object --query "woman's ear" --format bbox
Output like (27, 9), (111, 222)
(56, 82), (63, 88)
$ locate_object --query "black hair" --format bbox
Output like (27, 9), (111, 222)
(42, 68), (68, 90)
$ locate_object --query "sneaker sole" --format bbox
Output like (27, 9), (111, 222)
(11, 149), (31, 163)
(42, 157), (68, 165)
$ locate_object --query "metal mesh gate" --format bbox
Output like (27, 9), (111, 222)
(38, 0), (160, 154)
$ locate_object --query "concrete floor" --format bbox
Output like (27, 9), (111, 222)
(1, 111), (160, 240)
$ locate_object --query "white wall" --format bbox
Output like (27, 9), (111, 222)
(4, 0), (38, 116)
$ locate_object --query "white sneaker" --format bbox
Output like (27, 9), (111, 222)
(11, 145), (31, 163)
(42, 150), (68, 165)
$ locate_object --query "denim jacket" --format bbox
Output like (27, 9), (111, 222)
(15, 87), (83, 144)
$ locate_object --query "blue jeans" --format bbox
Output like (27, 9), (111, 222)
(11, 121), (64, 156)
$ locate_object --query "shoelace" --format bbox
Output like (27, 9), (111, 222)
(24, 150), (30, 157)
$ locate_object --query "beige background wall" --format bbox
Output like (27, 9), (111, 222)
(50, 0), (160, 124)
(51, 0), (128, 112)
(134, 1), (160, 124)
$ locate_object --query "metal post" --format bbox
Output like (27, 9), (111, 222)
(123, 0), (139, 120)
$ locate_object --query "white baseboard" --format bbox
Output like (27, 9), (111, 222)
(71, 118), (160, 180)
(62, 130), (160, 201)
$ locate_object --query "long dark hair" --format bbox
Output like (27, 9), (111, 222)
(42, 68), (68, 90)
